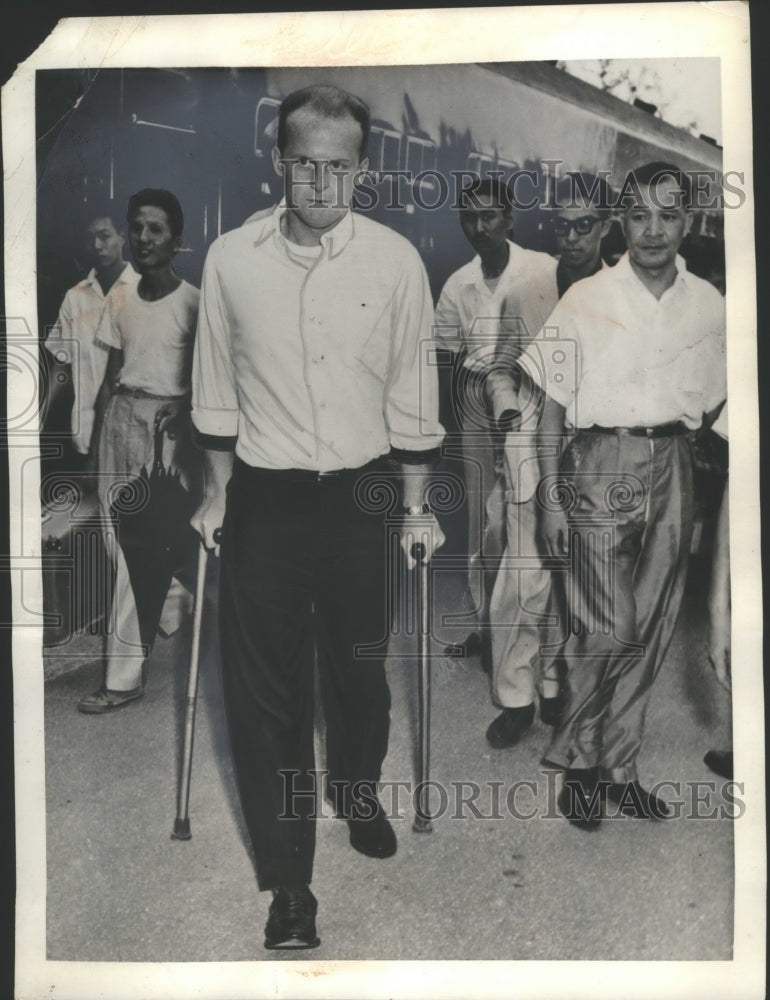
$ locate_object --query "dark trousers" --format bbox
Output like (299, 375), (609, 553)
(218, 458), (391, 890)
(545, 431), (694, 782)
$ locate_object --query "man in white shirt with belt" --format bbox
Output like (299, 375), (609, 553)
(191, 85), (444, 950)
(518, 162), (726, 827)
(433, 179), (558, 680)
(44, 204), (137, 463)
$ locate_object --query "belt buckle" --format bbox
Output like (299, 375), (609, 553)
(645, 427), (654, 438)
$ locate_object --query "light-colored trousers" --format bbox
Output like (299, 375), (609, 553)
(489, 493), (553, 708)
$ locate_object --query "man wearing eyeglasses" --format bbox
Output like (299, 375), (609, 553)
(483, 173), (613, 750)
(551, 173), (613, 296)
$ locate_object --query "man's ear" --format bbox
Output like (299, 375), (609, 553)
(358, 156), (369, 175)
(271, 145), (284, 178)
(682, 210), (693, 238)
(600, 217), (613, 239)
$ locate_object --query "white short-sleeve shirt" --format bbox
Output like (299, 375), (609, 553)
(434, 240), (559, 373)
(97, 279), (200, 398)
(518, 252), (726, 430)
(45, 264), (138, 453)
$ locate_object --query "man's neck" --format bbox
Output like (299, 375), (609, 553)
(282, 210), (344, 247)
(95, 259), (125, 296)
(137, 266), (181, 301)
(628, 257), (679, 301)
(480, 241), (509, 279)
(557, 254), (602, 297)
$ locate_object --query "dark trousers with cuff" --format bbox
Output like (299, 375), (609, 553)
(219, 458), (391, 890)
(545, 430), (694, 783)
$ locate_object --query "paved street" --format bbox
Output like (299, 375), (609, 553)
(43, 559), (735, 968)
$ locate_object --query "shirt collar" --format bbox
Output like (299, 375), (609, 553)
(466, 239), (517, 285)
(82, 262), (137, 293)
(252, 201), (355, 258)
(615, 250), (690, 292)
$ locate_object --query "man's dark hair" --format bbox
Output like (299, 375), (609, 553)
(81, 198), (123, 233)
(277, 84), (371, 160)
(458, 178), (512, 213)
(127, 188), (184, 238)
(553, 172), (613, 218)
(620, 161), (692, 209)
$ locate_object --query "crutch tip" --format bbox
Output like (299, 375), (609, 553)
(412, 816), (433, 834)
(171, 817), (192, 840)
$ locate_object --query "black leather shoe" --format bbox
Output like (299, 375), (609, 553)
(704, 749), (733, 780)
(606, 780), (673, 820)
(485, 703), (535, 749)
(348, 800), (397, 859)
(264, 886), (320, 950)
(539, 693), (565, 727)
(557, 768), (602, 830)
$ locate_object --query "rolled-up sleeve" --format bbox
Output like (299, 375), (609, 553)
(192, 239), (240, 439)
(384, 248), (445, 458)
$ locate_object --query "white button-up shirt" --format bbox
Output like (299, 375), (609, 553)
(433, 240), (559, 373)
(44, 264), (138, 453)
(192, 204), (444, 471)
(518, 252), (726, 430)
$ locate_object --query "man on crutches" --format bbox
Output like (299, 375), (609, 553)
(189, 85), (444, 951)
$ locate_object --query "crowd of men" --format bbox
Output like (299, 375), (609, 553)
(44, 83), (730, 951)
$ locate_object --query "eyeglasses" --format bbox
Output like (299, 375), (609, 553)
(551, 215), (603, 237)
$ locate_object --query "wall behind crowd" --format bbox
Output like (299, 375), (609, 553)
(36, 62), (725, 342)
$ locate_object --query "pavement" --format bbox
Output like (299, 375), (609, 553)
(42, 554), (735, 968)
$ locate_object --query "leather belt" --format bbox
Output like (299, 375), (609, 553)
(115, 384), (189, 402)
(233, 454), (388, 484)
(586, 422), (690, 438)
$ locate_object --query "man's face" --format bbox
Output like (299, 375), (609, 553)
(621, 177), (691, 272)
(553, 197), (609, 272)
(127, 205), (180, 272)
(86, 217), (124, 271)
(272, 109), (367, 235)
(459, 195), (510, 256)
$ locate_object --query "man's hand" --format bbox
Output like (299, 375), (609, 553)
(155, 397), (191, 439)
(706, 598), (731, 691)
(190, 493), (226, 556)
(707, 644), (731, 692)
(400, 513), (445, 570)
(539, 507), (569, 558)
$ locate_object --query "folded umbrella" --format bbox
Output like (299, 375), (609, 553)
(109, 423), (198, 649)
